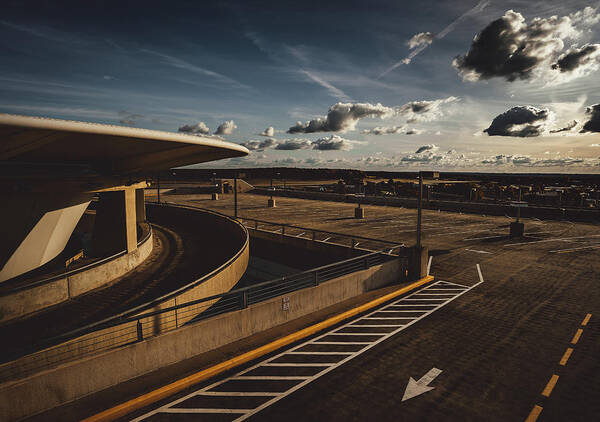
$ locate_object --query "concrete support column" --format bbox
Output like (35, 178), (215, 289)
(408, 245), (429, 281)
(92, 189), (137, 256)
(135, 188), (146, 223)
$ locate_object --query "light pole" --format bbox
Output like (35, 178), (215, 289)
(517, 186), (521, 223)
(157, 173), (160, 204)
(234, 171), (238, 219)
(268, 172), (278, 207)
(416, 171), (423, 249)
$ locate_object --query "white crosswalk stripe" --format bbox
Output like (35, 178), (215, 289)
(131, 279), (480, 422)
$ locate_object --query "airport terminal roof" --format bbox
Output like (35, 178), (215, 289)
(0, 113), (249, 176)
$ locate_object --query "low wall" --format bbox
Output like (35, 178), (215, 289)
(0, 226), (153, 323)
(0, 205), (250, 385)
(0, 256), (402, 421)
(252, 188), (600, 222)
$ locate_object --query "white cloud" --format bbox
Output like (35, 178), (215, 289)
(407, 32), (433, 49)
(214, 120), (237, 135)
(361, 125), (405, 135)
(259, 126), (275, 137)
(312, 134), (358, 151)
(178, 121), (210, 135)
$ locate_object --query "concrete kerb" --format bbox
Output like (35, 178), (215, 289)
(82, 274), (434, 422)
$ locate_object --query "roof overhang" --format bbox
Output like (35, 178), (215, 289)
(0, 114), (249, 185)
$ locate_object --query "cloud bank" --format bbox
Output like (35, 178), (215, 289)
(312, 134), (356, 150)
(288, 98), (456, 134)
(240, 138), (277, 151)
(287, 102), (395, 133)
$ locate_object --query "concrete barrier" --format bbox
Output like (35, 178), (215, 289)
(0, 256), (402, 421)
(252, 188), (600, 222)
(0, 226), (153, 323)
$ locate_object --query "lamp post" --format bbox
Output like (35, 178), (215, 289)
(157, 173), (160, 204)
(234, 171), (238, 219)
(211, 172), (219, 200)
(416, 171), (423, 249)
(268, 171), (277, 207)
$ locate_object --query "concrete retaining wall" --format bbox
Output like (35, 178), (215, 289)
(0, 205), (250, 386)
(253, 188), (600, 222)
(0, 228), (153, 323)
(0, 256), (401, 421)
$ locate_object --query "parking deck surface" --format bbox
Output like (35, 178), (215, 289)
(89, 194), (600, 421)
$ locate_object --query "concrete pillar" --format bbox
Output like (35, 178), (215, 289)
(509, 222), (524, 238)
(124, 189), (137, 253)
(408, 245), (429, 281)
(92, 189), (137, 256)
(135, 188), (146, 223)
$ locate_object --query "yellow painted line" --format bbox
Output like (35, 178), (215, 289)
(541, 374), (559, 397)
(582, 313), (591, 327)
(82, 275), (435, 422)
(559, 347), (573, 366)
(525, 405), (543, 422)
(571, 328), (583, 345)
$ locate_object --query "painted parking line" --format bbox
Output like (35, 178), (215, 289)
(550, 243), (600, 254)
(505, 234), (600, 247)
(132, 278), (483, 422)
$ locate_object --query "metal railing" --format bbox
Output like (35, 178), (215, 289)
(0, 243), (405, 383)
(237, 216), (403, 253)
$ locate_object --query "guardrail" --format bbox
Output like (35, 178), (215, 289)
(0, 241), (405, 384)
(237, 216), (403, 253)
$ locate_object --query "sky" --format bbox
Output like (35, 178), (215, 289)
(2, 0), (600, 172)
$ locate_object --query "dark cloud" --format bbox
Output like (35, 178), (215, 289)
(550, 120), (578, 133)
(274, 138), (312, 150)
(453, 8), (600, 82)
(287, 102), (395, 133)
(415, 144), (438, 154)
(214, 120), (237, 135)
(312, 135), (355, 150)
(552, 44), (600, 72)
(581, 104), (600, 133)
(178, 121), (210, 135)
(484, 106), (550, 137)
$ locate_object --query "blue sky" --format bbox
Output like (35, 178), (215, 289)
(2, 0), (600, 172)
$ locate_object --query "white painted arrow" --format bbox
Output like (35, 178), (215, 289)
(402, 367), (443, 402)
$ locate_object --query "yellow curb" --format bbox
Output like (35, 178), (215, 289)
(82, 275), (434, 422)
